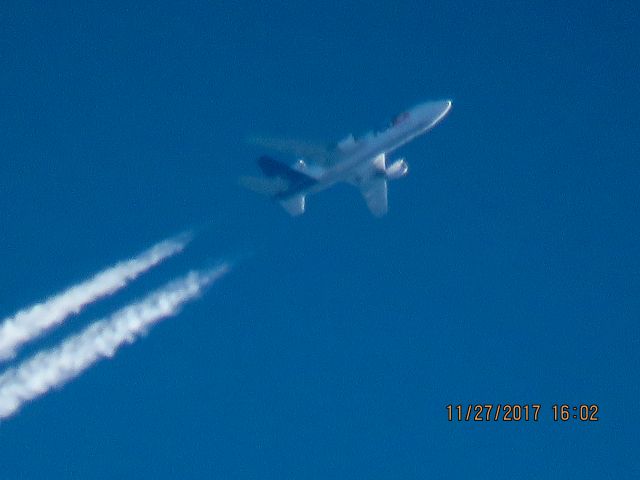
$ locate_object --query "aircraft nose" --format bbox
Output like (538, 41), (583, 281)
(414, 99), (452, 127)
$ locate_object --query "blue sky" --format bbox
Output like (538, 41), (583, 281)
(1, 1), (638, 478)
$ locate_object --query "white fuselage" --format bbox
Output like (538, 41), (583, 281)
(305, 100), (452, 194)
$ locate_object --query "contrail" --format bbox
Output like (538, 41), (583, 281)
(0, 234), (191, 361)
(0, 264), (229, 420)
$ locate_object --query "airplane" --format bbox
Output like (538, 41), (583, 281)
(240, 99), (452, 217)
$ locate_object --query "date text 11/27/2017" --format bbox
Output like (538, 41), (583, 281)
(446, 404), (599, 422)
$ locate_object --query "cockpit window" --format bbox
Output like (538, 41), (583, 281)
(392, 111), (410, 126)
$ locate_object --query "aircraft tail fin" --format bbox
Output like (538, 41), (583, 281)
(239, 155), (315, 197)
(242, 156), (315, 216)
(257, 156), (316, 186)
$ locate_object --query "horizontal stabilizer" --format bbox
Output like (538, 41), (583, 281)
(280, 195), (306, 216)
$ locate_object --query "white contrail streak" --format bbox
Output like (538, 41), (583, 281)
(0, 234), (191, 361)
(0, 264), (229, 420)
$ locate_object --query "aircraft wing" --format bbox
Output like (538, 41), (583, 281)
(359, 177), (388, 217)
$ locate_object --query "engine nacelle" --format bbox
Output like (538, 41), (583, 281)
(385, 159), (408, 180)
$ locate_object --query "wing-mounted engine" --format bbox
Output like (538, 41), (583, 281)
(385, 158), (408, 180)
